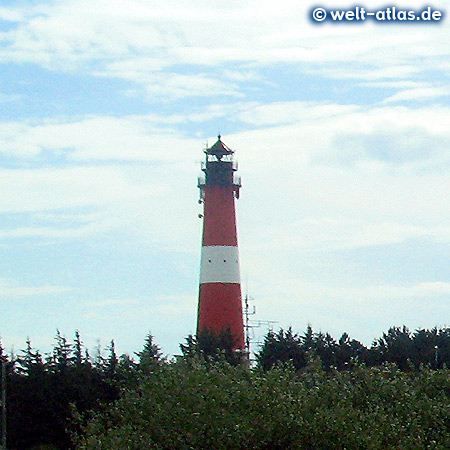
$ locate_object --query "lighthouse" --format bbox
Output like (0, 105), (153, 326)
(197, 136), (245, 349)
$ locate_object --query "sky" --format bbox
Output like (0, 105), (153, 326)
(0, 0), (449, 358)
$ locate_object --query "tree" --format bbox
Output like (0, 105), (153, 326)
(76, 357), (450, 450)
(104, 340), (119, 377)
(257, 326), (371, 372)
(17, 338), (45, 376)
(7, 332), (124, 450)
(335, 332), (368, 370)
(256, 327), (306, 370)
(48, 330), (73, 373)
(371, 326), (413, 370)
(180, 329), (244, 366)
(313, 331), (338, 370)
(73, 330), (84, 368)
(136, 333), (162, 371)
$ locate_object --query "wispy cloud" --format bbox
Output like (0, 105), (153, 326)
(0, 279), (70, 298)
(1, 0), (449, 92)
(0, 92), (21, 103)
(89, 299), (140, 307)
(0, 116), (201, 161)
(383, 87), (450, 104)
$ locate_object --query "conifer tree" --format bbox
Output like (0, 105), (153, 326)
(50, 330), (73, 373)
(136, 333), (163, 372)
(73, 330), (84, 368)
(104, 340), (118, 377)
(17, 338), (45, 376)
(180, 329), (244, 366)
(371, 326), (413, 370)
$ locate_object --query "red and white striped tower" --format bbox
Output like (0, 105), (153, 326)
(197, 136), (245, 349)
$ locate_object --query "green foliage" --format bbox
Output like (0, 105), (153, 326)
(256, 327), (307, 370)
(135, 333), (163, 372)
(256, 326), (368, 372)
(371, 325), (414, 369)
(7, 331), (122, 450)
(29, 445), (61, 450)
(257, 325), (450, 372)
(179, 328), (245, 366)
(5, 326), (450, 450)
(77, 359), (450, 450)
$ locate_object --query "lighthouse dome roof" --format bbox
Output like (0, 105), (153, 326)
(206, 135), (234, 156)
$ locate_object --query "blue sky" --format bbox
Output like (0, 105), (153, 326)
(0, 0), (449, 358)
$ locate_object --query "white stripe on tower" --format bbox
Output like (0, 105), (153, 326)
(200, 246), (240, 284)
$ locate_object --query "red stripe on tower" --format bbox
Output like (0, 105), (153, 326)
(197, 136), (244, 349)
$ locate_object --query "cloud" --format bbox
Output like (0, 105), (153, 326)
(238, 161), (450, 256)
(254, 219), (450, 253)
(83, 295), (193, 321)
(226, 102), (450, 176)
(0, 115), (204, 161)
(0, 163), (201, 255)
(237, 101), (359, 126)
(0, 92), (21, 103)
(0, 279), (70, 298)
(277, 280), (450, 304)
(1, 98), (449, 250)
(1, 0), (449, 94)
(383, 87), (450, 104)
(0, 6), (24, 22)
(360, 81), (424, 90)
(142, 73), (242, 100)
(0, 222), (116, 240)
(0, 165), (163, 212)
(0, 93), (448, 263)
(244, 272), (450, 346)
(89, 299), (140, 307)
